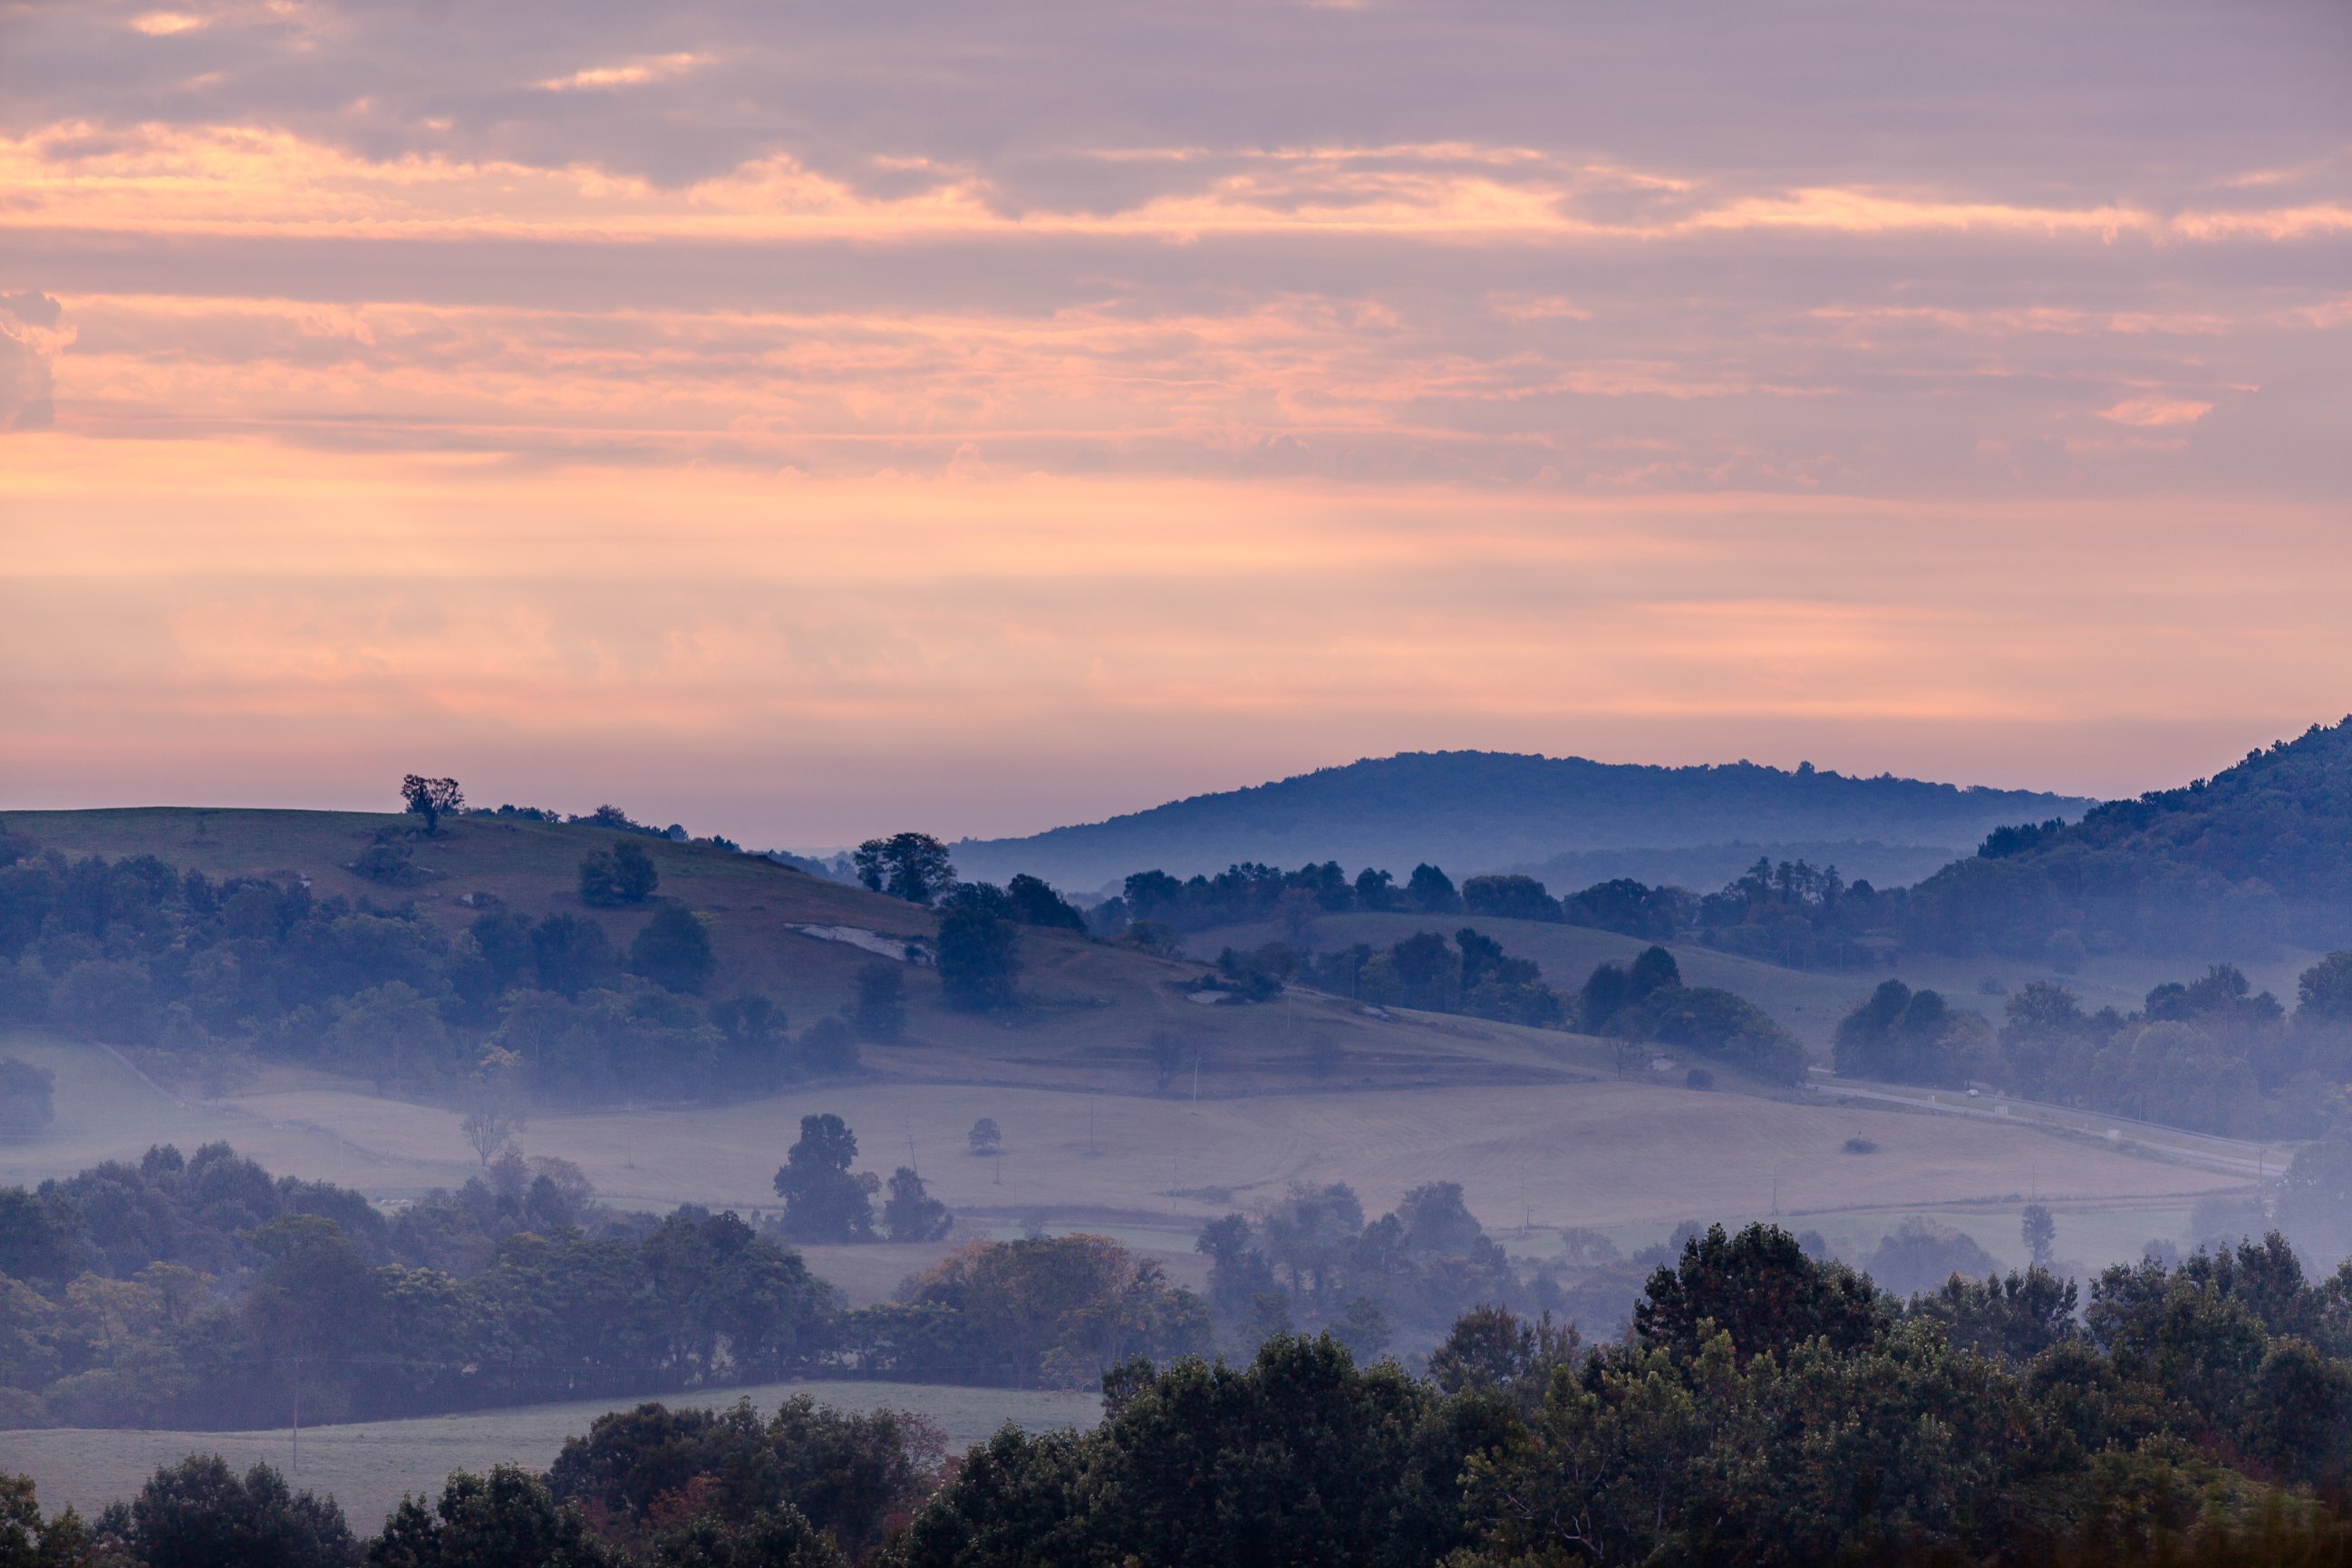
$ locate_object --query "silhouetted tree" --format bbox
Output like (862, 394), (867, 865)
(853, 834), (955, 905)
(370, 1464), (621, 1568)
(2022, 1203), (2057, 1268)
(850, 963), (905, 1043)
(400, 775), (464, 836)
(1634, 1221), (1888, 1360)
(0, 1472), (89, 1568)
(1406, 863), (1459, 913)
(882, 1167), (952, 1242)
(105, 1454), (357, 1568)
(580, 841), (658, 907)
(530, 915), (614, 998)
(936, 889), (1020, 1012)
(1004, 874), (1086, 931)
(628, 905), (713, 994)
(772, 1114), (875, 1242)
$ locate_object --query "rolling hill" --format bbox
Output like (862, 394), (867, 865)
(1901, 715), (2352, 960)
(949, 751), (2091, 895)
(0, 806), (1605, 1099)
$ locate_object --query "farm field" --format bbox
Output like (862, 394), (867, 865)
(0, 1379), (1102, 1534)
(0, 1034), (2245, 1273)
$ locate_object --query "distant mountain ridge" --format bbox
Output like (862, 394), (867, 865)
(952, 751), (2094, 893)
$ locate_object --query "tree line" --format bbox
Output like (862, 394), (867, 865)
(21, 1221), (2352, 1564)
(1206, 934), (1803, 1082)
(0, 1137), (1205, 1431)
(1081, 714), (2352, 973)
(1833, 953), (2352, 1146)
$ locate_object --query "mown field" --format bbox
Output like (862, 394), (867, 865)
(0, 1379), (1101, 1533)
(0, 1030), (2245, 1288)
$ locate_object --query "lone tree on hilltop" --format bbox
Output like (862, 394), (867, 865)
(1407, 863), (1459, 913)
(773, 1112), (876, 1242)
(401, 775), (464, 835)
(968, 1117), (1002, 1156)
(580, 839), (658, 907)
(854, 832), (955, 905)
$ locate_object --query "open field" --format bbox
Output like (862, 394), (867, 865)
(0, 1035), (2247, 1282)
(0, 1379), (1101, 1532)
(1186, 910), (2332, 1052)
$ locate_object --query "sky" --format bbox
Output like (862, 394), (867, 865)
(3, 0), (2347, 847)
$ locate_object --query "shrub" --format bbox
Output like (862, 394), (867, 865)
(628, 905), (714, 994)
(580, 840), (659, 907)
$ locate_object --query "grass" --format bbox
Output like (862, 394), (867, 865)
(0, 1379), (1101, 1534)
(0, 1031), (2245, 1286)
(0, 808), (1607, 1096)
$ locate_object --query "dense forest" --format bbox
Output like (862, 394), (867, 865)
(1899, 716), (2352, 960)
(21, 1221), (2352, 1566)
(953, 750), (2088, 891)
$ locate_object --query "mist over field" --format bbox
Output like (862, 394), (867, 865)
(3, 0), (2347, 1563)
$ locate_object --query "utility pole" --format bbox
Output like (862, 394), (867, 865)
(291, 1357), (301, 1475)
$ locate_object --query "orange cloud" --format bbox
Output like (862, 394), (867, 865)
(535, 53), (712, 92)
(2097, 395), (2214, 428)
(5, 122), (2342, 247)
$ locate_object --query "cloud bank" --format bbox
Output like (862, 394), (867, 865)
(2, 0), (2347, 840)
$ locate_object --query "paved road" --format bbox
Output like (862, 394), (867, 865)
(1804, 1070), (2289, 1180)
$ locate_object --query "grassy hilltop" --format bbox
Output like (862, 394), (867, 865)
(0, 805), (1606, 1097)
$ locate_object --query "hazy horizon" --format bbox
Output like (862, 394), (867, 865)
(5, 1), (2348, 843)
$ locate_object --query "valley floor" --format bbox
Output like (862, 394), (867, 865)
(0, 1033), (2250, 1285)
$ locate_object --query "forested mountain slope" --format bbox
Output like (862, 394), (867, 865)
(953, 751), (2088, 892)
(1904, 716), (2352, 960)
